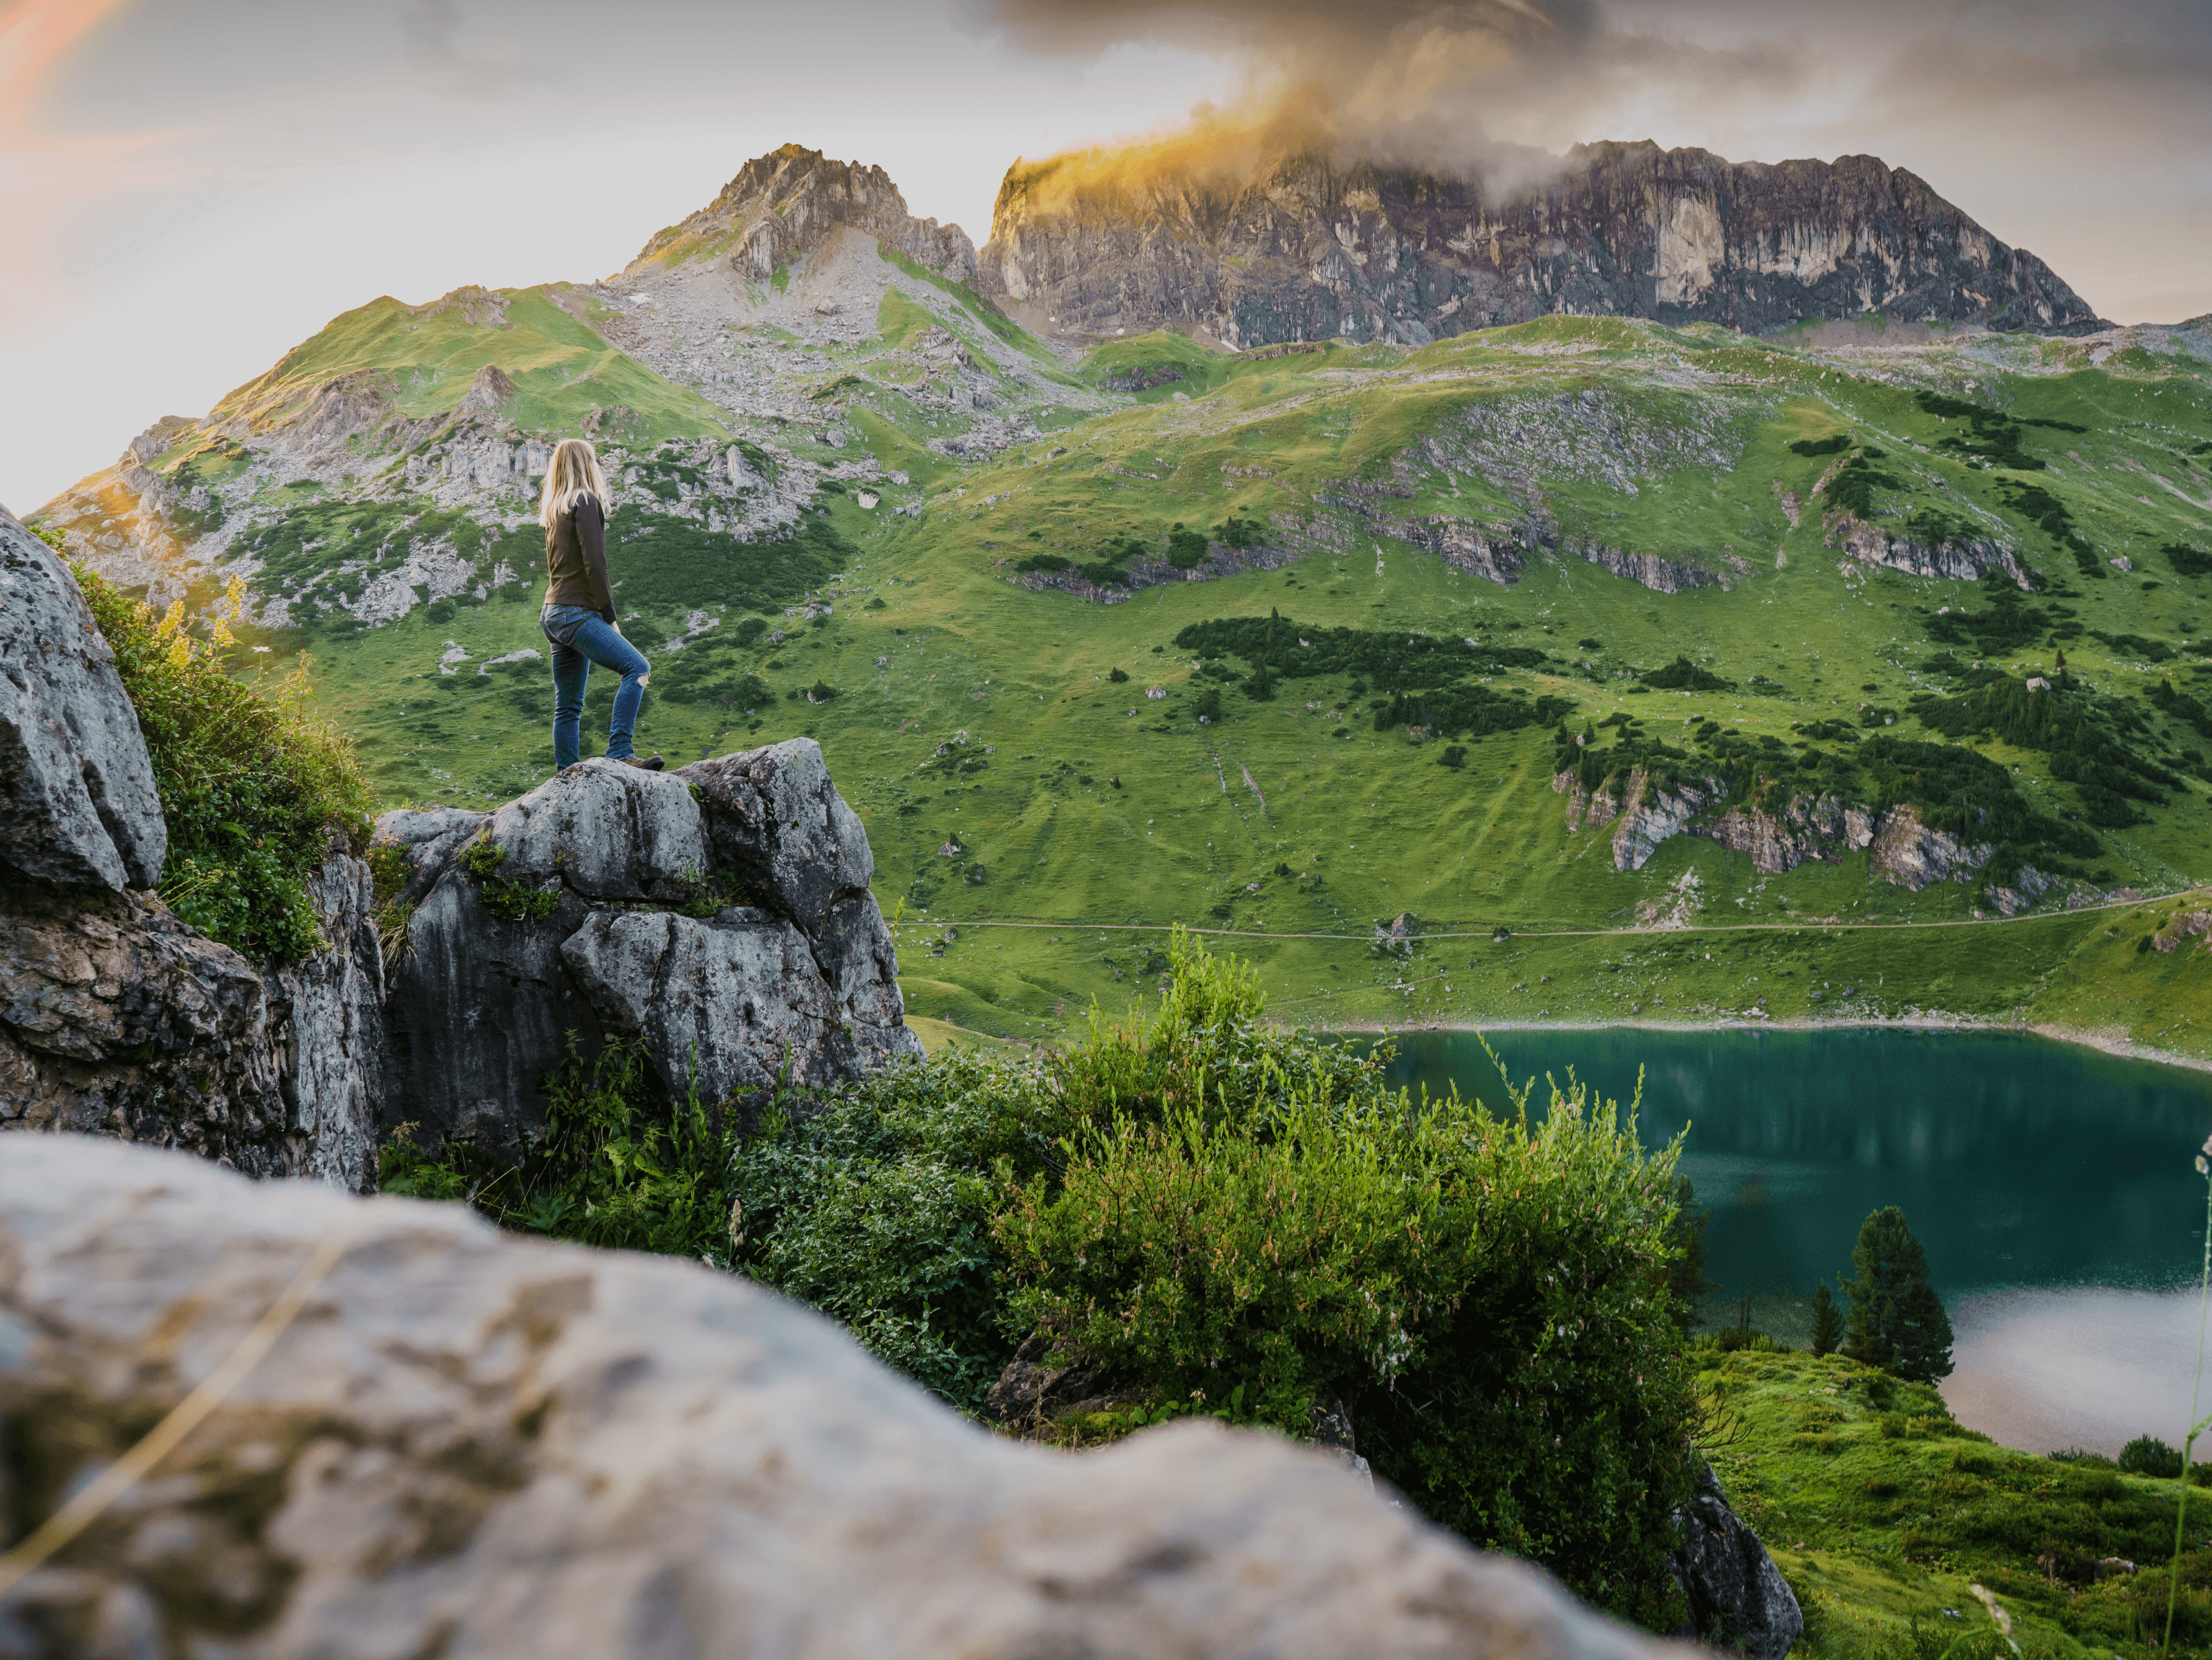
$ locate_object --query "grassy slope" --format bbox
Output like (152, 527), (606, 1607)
(122, 256), (2211, 1056)
(1711, 1346), (2209, 1659)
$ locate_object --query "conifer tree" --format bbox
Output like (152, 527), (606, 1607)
(1810, 1281), (1843, 1356)
(1841, 1206), (1954, 1381)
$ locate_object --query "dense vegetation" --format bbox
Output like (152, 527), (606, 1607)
(383, 932), (1703, 1623)
(72, 563), (373, 960)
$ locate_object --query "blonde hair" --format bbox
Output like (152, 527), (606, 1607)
(538, 438), (612, 529)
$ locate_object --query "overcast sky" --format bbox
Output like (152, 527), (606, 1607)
(4, 0), (2207, 512)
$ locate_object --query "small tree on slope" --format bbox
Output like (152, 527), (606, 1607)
(1810, 1281), (1843, 1357)
(1842, 1206), (1954, 1381)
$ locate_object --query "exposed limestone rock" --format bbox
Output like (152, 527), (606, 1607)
(0, 854), (382, 1189)
(488, 761), (707, 902)
(2155, 910), (2212, 953)
(1611, 769), (1726, 870)
(0, 1136), (1674, 1660)
(1867, 803), (1989, 890)
(262, 852), (388, 1193)
(1824, 508), (2030, 588)
(0, 509), (167, 891)
(1671, 1460), (1804, 1658)
(644, 142), (977, 283)
(677, 739), (874, 930)
(1575, 543), (1725, 595)
(980, 141), (2103, 346)
(1708, 795), (1877, 875)
(1573, 765), (2016, 902)
(377, 744), (920, 1155)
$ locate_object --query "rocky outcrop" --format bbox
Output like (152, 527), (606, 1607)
(0, 510), (166, 891)
(263, 851), (387, 1193)
(1671, 1460), (1804, 1658)
(0, 853), (382, 1191)
(1866, 803), (1989, 890)
(1824, 509), (2030, 588)
(2154, 909), (2212, 953)
(980, 140), (2103, 346)
(0, 1134), (1676, 1660)
(375, 742), (921, 1155)
(1578, 765), (2032, 902)
(639, 142), (977, 283)
(0, 514), (382, 1188)
(1709, 795), (1877, 875)
(1611, 769), (1726, 870)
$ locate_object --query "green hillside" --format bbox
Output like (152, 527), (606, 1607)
(37, 245), (2212, 1057)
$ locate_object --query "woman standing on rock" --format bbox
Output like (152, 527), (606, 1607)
(538, 438), (662, 772)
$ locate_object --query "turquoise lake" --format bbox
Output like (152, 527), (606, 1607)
(1382, 1027), (2212, 1453)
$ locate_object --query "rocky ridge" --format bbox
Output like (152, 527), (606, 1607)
(979, 140), (2104, 348)
(1556, 763), (2059, 915)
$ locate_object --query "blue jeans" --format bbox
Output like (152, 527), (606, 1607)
(544, 606), (650, 767)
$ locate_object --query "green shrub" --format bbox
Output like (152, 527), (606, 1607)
(2119, 1435), (2184, 1479)
(456, 834), (559, 923)
(991, 936), (1697, 1621)
(73, 568), (372, 961)
(382, 1034), (734, 1256)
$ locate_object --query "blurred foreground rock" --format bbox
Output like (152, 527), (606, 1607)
(0, 1136), (1676, 1660)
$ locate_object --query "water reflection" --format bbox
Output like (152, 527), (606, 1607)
(1380, 1027), (2212, 1453)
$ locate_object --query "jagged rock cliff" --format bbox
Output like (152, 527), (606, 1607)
(373, 740), (922, 1155)
(979, 141), (2103, 346)
(0, 511), (383, 1188)
(633, 142), (976, 283)
(0, 1135), (1673, 1659)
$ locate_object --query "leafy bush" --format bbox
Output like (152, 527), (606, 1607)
(2167, 543), (2212, 579)
(988, 938), (1697, 1621)
(74, 567), (371, 961)
(2119, 1435), (2184, 1479)
(1164, 527), (1210, 568)
(1789, 435), (1852, 457)
(382, 1034), (735, 1256)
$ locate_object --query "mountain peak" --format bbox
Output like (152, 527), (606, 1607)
(631, 144), (976, 285)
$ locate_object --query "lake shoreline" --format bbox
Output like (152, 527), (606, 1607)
(1314, 1012), (2212, 1077)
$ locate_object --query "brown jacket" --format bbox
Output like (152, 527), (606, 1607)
(544, 492), (615, 621)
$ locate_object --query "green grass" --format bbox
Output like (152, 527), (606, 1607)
(1708, 1346), (2212, 1658)
(81, 277), (2212, 1054)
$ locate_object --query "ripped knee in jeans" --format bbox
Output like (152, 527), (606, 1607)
(637, 672), (650, 687)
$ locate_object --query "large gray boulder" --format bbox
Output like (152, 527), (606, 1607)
(377, 744), (921, 1153)
(0, 1135), (1678, 1660)
(0, 508), (166, 890)
(1671, 1460), (1804, 1657)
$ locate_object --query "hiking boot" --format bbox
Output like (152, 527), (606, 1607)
(620, 754), (666, 772)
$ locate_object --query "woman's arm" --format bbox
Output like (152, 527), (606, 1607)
(575, 493), (616, 622)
